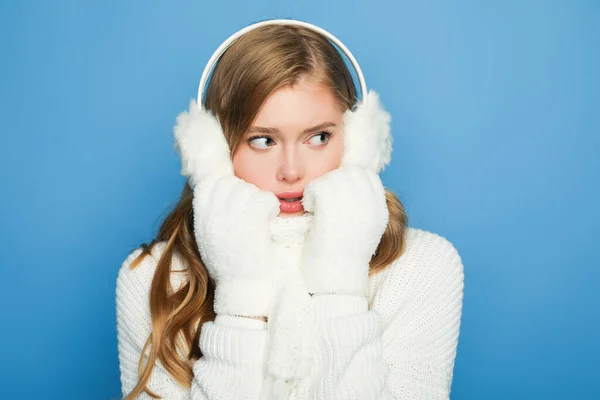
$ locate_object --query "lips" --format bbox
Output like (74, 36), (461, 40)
(276, 190), (304, 213)
(276, 190), (304, 200)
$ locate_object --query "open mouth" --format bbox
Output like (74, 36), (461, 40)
(280, 197), (302, 202)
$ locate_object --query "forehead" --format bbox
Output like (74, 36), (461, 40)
(252, 78), (343, 131)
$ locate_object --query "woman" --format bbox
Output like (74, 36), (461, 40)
(116, 20), (464, 400)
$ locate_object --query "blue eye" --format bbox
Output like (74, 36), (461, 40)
(247, 131), (333, 150)
(247, 136), (275, 149)
(308, 131), (332, 146)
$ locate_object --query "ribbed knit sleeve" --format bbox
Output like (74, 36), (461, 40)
(288, 229), (465, 400)
(191, 315), (268, 399)
(116, 246), (269, 400)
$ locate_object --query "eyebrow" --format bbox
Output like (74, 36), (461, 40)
(247, 122), (336, 135)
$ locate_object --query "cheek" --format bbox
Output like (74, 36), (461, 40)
(331, 137), (344, 168)
(308, 137), (344, 177)
(232, 148), (272, 190)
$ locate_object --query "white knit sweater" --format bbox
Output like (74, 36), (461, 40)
(116, 213), (464, 399)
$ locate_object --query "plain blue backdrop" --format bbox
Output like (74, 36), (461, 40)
(1, 1), (598, 399)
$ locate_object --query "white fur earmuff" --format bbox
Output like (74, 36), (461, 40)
(173, 99), (233, 189)
(340, 90), (392, 173)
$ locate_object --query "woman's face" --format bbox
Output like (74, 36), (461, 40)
(232, 77), (345, 218)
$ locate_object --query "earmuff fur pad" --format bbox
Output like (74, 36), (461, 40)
(173, 99), (233, 189)
(340, 90), (393, 174)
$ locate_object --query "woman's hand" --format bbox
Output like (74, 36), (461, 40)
(192, 174), (280, 317)
(301, 166), (389, 296)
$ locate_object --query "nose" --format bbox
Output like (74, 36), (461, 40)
(275, 145), (303, 183)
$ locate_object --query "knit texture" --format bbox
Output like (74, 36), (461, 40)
(116, 216), (464, 399)
(263, 213), (317, 399)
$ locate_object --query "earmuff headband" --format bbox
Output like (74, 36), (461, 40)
(196, 19), (369, 107)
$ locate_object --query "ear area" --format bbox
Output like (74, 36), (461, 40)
(340, 90), (393, 174)
(173, 99), (234, 189)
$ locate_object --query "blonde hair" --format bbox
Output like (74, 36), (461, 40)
(124, 24), (409, 399)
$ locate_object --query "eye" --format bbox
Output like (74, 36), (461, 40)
(307, 131), (333, 146)
(247, 136), (275, 150)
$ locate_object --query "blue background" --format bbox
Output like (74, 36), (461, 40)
(1, 1), (598, 399)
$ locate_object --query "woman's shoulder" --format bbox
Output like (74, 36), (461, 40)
(116, 241), (189, 303)
(401, 226), (464, 271)
(368, 226), (464, 316)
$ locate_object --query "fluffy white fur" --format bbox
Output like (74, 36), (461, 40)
(173, 99), (233, 189)
(341, 90), (393, 174)
(301, 166), (389, 296)
(191, 174), (280, 317)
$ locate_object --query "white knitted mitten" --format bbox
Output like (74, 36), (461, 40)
(301, 166), (389, 296)
(193, 174), (281, 317)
